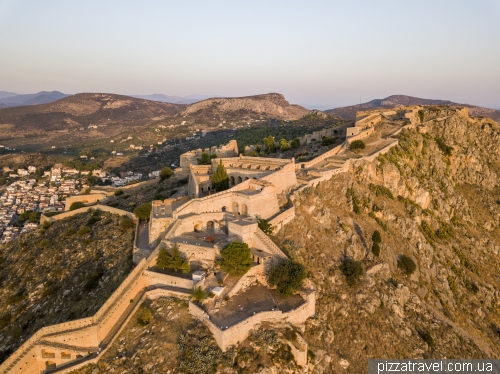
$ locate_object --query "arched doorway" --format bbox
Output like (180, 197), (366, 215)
(241, 204), (248, 215)
(207, 221), (214, 231)
(244, 177), (249, 181)
(222, 206), (226, 212)
(232, 202), (239, 214)
(230, 176), (235, 186)
(237, 176), (242, 184)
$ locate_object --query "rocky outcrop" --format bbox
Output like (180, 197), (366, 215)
(181, 93), (310, 120)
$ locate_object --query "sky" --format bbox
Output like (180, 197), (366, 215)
(1, 0), (499, 109)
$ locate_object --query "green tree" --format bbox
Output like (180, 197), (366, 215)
(279, 138), (291, 151)
(212, 160), (229, 192)
(190, 286), (207, 302)
(398, 255), (417, 275)
(349, 140), (366, 153)
(372, 230), (382, 244)
(321, 136), (337, 146)
(160, 167), (173, 180)
(340, 258), (363, 287)
(263, 135), (276, 153)
(156, 244), (190, 273)
(137, 307), (152, 325)
(219, 242), (252, 276)
(268, 260), (307, 296)
(197, 152), (217, 165)
(119, 216), (135, 231)
(258, 219), (274, 235)
(134, 203), (152, 220)
(69, 201), (84, 211)
(290, 138), (300, 149)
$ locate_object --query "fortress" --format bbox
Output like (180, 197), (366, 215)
(0, 105), (472, 373)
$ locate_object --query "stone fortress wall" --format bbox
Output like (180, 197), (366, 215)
(180, 139), (239, 170)
(2, 105), (473, 373)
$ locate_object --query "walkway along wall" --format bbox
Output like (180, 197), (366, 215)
(41, 205), (135, 225)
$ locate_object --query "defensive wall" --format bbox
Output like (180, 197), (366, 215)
(64, 194), (108, 210)
(295, 143), (344, 170)
(41, 204), (135, 225)
(180, 139), (239, 170)
(188, 290), (315, 352)
(4, 114), (420, 372)
(269, 205), (296, 233)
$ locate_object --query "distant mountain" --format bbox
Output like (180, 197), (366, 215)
(132, 93), (217, 105)
(0, 91), (18, 100)
(325, 94), (500, 122)
(180, 93), (310, 121)
(0, 91), (69, 107)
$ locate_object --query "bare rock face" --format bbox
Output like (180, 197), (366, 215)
(181, 93), (310, 120)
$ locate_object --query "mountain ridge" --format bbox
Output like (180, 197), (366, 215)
(325, 94), (500, 122)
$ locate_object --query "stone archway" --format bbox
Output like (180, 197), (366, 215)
(230, 176), (235, 186)
(237, 176), (242, 184)
(222, 206), (226, 212)
(232, 202), (239, 214)
(241, 204), (248, 215)
(244, 177), (249, 181)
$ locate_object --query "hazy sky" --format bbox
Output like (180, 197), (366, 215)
(1, 0), (499, 109)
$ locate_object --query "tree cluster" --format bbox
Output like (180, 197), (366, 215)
(372, 230), (382, 257)
(157, 244), (190, 273)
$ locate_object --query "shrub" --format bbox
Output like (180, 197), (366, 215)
(435, 137), (453, 156)
(39, 239), (50, 248)
(197, 152), (217, 165)
(77, 226), (91, 236)
(321, 136), (337, 146)
(465, 280), (479, 294)
(119, 216), (135, 231)
(137, 307), (152, 325)
(349, 140), (366, 153)
(372, 243), (380, 257)
(134, 203), (152, 220)
(258, 219), (274, 235)
(418, 110), (425, 123)
(398, 255), (416, 275)
(372, 230), (382, 244)
(114, 189), (124, 196)
(268, 260), (307, 296)
(69, 202), (84, 211)
(291, 138), (300, 149)
(219, 242), (252, 277)
(340, 258), (363, 287)
(369, 183), (394, 199)
(160, 167), (173, 180)
(42, 221), (51, 229)
(435, 222), (455, 240)
(190, 286), (207, 302)
(419, 330), (434, 347)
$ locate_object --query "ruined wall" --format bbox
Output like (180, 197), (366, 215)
(346, 126), (375, 143)
(355, 113), (382, 128)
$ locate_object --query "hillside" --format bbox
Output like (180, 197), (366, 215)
(180, 93), (310, 121)
(326, 94), (500, 122)
(0, 91), (69, 107)
(64, 108), (500, 373)
(271, 110), (500, 371)
(0, 210), (136, 364)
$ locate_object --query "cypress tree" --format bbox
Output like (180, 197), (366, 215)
(212, 160), (229, 192)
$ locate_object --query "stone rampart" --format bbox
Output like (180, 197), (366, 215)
(226, 264), (266, 298)
(189, 289), (315, 352)
(295, 144), (344, 170)
(346, 126), (374, 143)
(269, 206), (295, 233)
(64, 194), (108, 210)
(361, 139), (399, 163)
(41, 205), (135, 224)
(143, 270), (195, 290)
